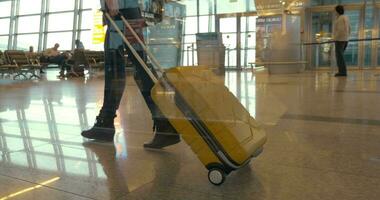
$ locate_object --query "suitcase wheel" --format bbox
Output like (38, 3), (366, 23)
(208, 167), (226, 186)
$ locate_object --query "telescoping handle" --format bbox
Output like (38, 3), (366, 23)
(120, 15), (165, 74)
(104, 13), (159, 84)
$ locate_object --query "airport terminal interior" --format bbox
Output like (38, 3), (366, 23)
(1, 0), (380, 199)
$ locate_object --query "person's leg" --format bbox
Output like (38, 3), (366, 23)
(101, 46), (126, 116)
(49, 55), (66, 76)
(335, 41), (347, 76)
(342, 41), (348, 74)
(127, 47), (180, 149)
(123, 8), (179, 148)
(81, 19), (126, 141)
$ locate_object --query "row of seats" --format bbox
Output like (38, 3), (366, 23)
(0, 50), (42, 80)
(0, 50), (105, 80)
(65, 50), (105, 77)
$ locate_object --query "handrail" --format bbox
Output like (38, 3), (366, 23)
(303, 37), (380, 45)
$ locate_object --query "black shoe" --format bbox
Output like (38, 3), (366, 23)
(57, 71), (65, 78)
(334, 73), (347, 77)
(143, 133), (180, 149)
(144, 119), (180, 149)
(40, 69), (45, 74)
(81, 115), (116, 141)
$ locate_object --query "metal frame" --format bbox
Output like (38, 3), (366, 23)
(8, 0), (16, 50)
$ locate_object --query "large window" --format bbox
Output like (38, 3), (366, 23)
(46, 32), (73, 50)
(181, 0), (197, 16)
(200, 0), (215, 15)
(0, 36), (9, 50)
(19, 0), (41, 15)
(0, 1), (12, 17)
(49, 0), (76, 12)
(48, 13), (75, 31)
(16, 34), (39, 50)
(17, 16), (41, 33)
(1, 0), (98, 51)
(80, 10), (93, 30)
(79, 30), (92, 48)
(217, 0), (255, 14)
(0, 0), (261, 55)
(0, 18), (10, 35)
(82, 0), (100, 9)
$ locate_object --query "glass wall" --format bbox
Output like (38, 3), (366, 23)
(308, 1), (380, 68)
(311, 12), (333, 67)
(180, 0), (256, 67)
(0, 0), (256, 60)
(0, 0), (98, 51)
(344, 9), (360, 66)
(0, 0), (12, 50)
(363, 5), (373, 67)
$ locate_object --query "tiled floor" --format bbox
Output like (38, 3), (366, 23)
(1, 68), (380, 199)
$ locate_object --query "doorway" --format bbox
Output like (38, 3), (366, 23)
(217, 13), (257, 69)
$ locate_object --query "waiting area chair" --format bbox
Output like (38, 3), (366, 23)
(4, 50), (42, 80)
(0, 51), (18, 78)
(84, 50), (105, 75)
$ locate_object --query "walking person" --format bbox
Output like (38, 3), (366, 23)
(81, 0), (180, 149)
(333, 5), (351, 77)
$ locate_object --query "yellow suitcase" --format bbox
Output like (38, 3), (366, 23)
(106, 13), (267, 185)
(151, 67), (267, 185)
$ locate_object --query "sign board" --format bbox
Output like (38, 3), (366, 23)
(92, 10), (106, 44)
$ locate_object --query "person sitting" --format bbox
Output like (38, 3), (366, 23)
(67, 49), (87, 77)
(65, 40), (87, 77)
(26, 46), (45, 74)
(42, 43), (70, 78)
(75, 39), (85, 49)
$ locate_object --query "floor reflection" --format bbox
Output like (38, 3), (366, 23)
(0, 69), (267, 178)
(1, 69), (380, 199)
(0, 79), (105, 178)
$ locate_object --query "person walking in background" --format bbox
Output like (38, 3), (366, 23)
(333, 5), (351, 77)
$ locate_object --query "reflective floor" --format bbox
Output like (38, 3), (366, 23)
(1, 69), (380, 199)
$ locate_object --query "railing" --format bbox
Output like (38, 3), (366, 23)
(303, 37), (380, 69)
(303, 37), (380, 45)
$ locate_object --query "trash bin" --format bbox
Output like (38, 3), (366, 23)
(196, 33), (225, 74)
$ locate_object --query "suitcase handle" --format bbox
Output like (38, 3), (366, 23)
(105, 13), (159, 84)
(119, 15), (165, 75)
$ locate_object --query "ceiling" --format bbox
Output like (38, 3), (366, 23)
(254, 0), (309, 15)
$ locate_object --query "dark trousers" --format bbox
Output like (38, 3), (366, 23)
(101, 43), (170, 129)
(100, 10), (137, 117)
(335, 41), (348, 75)
(48, 55), (69, 73)
(129, 49), (174, 132)
(101, 9), (175, 134)
(100, 47), (126, 117)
